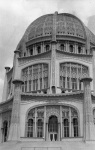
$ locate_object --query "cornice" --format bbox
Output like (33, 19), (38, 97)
(21, 91), (84, 103)
(26, 36), (52, 46)
(18, 50), (51, 66)
(56, 35), (86, 44)
(56, 50), (92, 63)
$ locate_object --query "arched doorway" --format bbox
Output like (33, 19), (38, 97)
(48, 115), (58, 141)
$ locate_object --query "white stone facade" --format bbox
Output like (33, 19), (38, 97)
(0, 12), (95, 146)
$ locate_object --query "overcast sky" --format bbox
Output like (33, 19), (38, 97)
(0, 0), (95, 101)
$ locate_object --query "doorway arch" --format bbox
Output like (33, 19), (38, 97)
(48, 115), (58, 141)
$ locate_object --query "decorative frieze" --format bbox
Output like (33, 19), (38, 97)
(56, 51), (92, 63)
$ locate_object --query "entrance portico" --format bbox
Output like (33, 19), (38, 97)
(25, 105), (79, 141)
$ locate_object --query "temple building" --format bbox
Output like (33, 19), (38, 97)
(1, 12), (95, 149)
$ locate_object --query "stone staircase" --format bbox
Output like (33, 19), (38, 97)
(1, 141), (95, 150)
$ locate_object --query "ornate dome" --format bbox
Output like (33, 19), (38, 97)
(27, 13), (86, 40)
(17, 12), (95, 52)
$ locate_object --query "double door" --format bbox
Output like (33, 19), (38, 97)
(49, 132), (57, 141)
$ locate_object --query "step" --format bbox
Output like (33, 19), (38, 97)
(21, 147), (61, 150)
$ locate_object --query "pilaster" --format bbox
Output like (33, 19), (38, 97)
(81, 77), (95, 141)
(8, 79), (24, 141)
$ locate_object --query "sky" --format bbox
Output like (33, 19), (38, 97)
(0, 0), (95, 101)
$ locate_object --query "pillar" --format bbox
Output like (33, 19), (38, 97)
(58, 123), (60, 141)
(35, 108), (37, 137)
(50, 12), (57, 93)
(2, 67), (10, 102)
(69, 108), (72, 137)
(92, 47), (95, 94)
(44, 106), (46, 140)
(60, 106), (62, 139)
(8, 79), (24, 141)
(46, 123), (48, 141)
(81, 77), (95, 141)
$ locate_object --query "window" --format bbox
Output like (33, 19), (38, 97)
(37, 46), (41, 54)
(22, 64), (48, 92)
(79, 79), (81, 90)
(27, 119), (33, 137)
(60, 44), (65, 51)
(71, 78), (77, 90)
(60, 63), (89, 91)
(78, 46), (82, 54)
(40, 78), (42, 89)
(37, 119), (43, 138)
(25, 81), (27, 92)
(30, 49), (33, 55)
(29, 80), (31, 92)
(46, 45), (50, 51)
(3, 121), (8, 142)
(24, 52), (26, 56)
(73, 118), (78, 137)
(44, 77), (48, 88)
(64, 119), (69, 137)
(69, 44), (73, 53)
(67, 77), (70, 89)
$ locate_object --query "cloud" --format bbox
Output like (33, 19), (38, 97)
(0, 0), (95, 101)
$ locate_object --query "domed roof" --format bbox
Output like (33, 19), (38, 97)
(27, 13), (86, 40)
(17, 12), (95, 52)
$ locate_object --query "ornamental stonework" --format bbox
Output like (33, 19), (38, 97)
(56, 52), (92, 62)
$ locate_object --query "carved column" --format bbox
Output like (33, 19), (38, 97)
(81, 77), (95, 141)
(8, 79), (23, 141)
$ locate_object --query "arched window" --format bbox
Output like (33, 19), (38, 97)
(73, 118), (78, 137)
(60, 44), (65, 51)
(60, 63), (89, 91)
(37, 46), (41, 54)
(64, 119), (69, 137)
(30, 48), (33, 55)
(69, 44), (74, 53)
(37, 119), (43, 138)
(46, 45), (50, 51)
(78, 46), (82, 54)
(22, 64), (48, 93)
(27, 119), (34, 137)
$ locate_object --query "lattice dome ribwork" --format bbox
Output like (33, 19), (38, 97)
(27, 13), (85, 41)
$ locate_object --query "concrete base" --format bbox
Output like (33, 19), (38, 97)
(1, 141), (95, 150)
